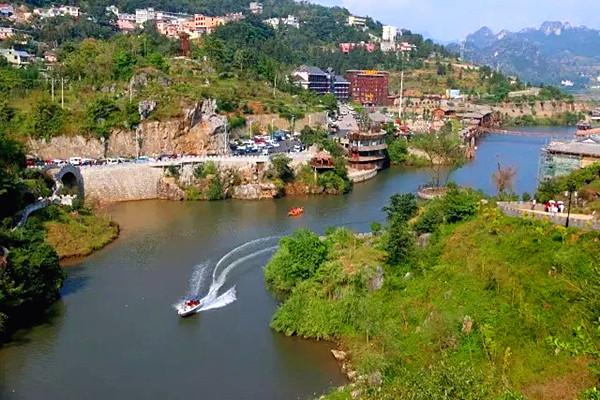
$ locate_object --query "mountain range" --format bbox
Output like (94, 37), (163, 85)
(447, 21), (600, 88)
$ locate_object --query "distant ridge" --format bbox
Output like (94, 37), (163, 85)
(447, 21), (600, 88)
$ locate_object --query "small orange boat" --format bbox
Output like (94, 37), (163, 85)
(288, 207), (304, 217)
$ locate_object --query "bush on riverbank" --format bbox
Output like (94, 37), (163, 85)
(34, 206), (119, 259)
(502, 111), (584, 127)
(265, 193), (600, 399)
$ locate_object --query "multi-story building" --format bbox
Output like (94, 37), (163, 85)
(292, 66), (350, 101)
(347, 15), (367, 29)
(135, 8), (156, 25)
(346, 70), (393, 106)
(58, 5), (79, 18)
(0, 26), (14, 40)
(382, 25), (397, 42)
(193, 14), (224, 33)
(539, 136), (600, 180)
(0, 3), (14, 17)
(249, 2), (263, 15)
(339, 42), (376, 54)
(292, 65), (330, 95)
(346, 130), (388, 170)
(0, 48), (33, 66)
(331, 75), (350, 101)
(264, 15), (299, 29)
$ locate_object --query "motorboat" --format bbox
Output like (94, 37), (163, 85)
(177, 299), (202, 317)
(288, 207), (304, 217)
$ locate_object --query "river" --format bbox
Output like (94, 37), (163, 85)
(0, 127), (573, 399)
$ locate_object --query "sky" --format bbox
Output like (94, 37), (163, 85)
(311, 0), (600, 41)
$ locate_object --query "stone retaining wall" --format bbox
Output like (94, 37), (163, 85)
(498, 202), (600, 230)
(81, 165), (163, 204)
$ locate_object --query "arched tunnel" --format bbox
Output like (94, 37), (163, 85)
(44, 165), (85, 200)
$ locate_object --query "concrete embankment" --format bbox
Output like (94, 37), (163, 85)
(81, 165), (164, 203)
(498, 201), (600, 230)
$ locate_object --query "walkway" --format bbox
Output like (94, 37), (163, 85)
(498, 202), (600, 230)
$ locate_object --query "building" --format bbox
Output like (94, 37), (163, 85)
(292, 65), (330, 95)
(382, 25), (397, 42)
(0, 26), (13, 40)
(0, 48), (33, 65)
(380, 41), (396, 53)
(136, 8), (156, 25)
(0, 3), (14, 17)
(249, 2), (263, 15)
(508, 88), (541, 98)
(346, 130), (388, 170)
(539, 136), (600, 180)
(193, 14), (224, 33)
(346, 70), (392, 106)
(446, 89), (462, 99)
(58, 5), (79, 18)
(347, 15), (367, 29)
(331, 75), (350, 101)
(292, 66), (350, 101)
(264, 15), (299, 29)
(339, 42), (376, 54)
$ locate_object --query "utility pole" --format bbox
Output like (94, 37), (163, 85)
(61, 77), (64, 109)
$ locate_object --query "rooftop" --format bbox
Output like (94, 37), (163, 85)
(546, 136), (600, 158)
(296, 65), (326, 76)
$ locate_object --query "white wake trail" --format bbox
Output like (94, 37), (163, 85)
(175, 239), (279, 315)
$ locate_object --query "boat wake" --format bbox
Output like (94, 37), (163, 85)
(175, 237), (279, 315)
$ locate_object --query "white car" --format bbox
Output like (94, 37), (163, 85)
(68, 157), (82, 165)
(52, 159), (67, 166)
(106, 158), (119, 165)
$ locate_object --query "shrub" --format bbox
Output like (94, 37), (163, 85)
(206, 176), (224, 201)
(185, 187), (201, 201)
(441, 187), (481, 223)
(385, 216), (415, 265)
(414, 204), (445, 234)
(522, 192), (531, 202)
(264, 229), (329, 295)
(268, 154), (294, 183)
(166, 165), (180, 178)
(193, 161), (218, 180)
(383, 193), (418, 223)
(317, 171), (349, 194)
(387, 138), (409, 165)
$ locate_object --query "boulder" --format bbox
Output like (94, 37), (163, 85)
(330, 349), (347, 361)
(368, 266), (384, 291)
(157, 177), (185, 201)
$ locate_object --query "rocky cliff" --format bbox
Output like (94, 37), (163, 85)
(28, 99), (228, 159)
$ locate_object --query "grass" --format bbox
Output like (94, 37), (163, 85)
(44, 208), (119, 259)
(266, 205), (600, 399)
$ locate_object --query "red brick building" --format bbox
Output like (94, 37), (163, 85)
(345, 70), (393, 106)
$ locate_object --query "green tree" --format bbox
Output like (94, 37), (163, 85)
(84, 97), (120, 141)
(27, 98), (66, 140)
(412, 122), (466, 187)
(269, 154), (294, 182)
(385, 216), (414, 265)
(383, 193), (418, 223)
(387, 138), (408, 165)
(264, 229), (329, 294)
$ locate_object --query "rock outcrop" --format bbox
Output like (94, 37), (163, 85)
(232, 183), (279, 200)
(28, 99), (228, 159)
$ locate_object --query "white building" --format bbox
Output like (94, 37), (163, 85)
(58, 5), (79, 18)
(0, 48), (33, 65)
(249, 2), (263, 15)
(135, 8), (156, 25)
(264, 15), (299, 29)
(382, 25), (397, 42)
(347, 15), (367, 29)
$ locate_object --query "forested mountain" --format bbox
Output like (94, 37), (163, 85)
(449, 22), (600, 88)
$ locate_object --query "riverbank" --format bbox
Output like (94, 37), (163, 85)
(43, 207), (120, 260)
(264, 192), (600, 399)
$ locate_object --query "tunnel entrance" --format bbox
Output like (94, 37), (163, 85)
(61, 171), (79, 195)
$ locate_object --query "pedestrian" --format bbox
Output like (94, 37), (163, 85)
(531, 198), (537, 210)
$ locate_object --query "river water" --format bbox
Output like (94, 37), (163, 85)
(0, 127), (573, 400)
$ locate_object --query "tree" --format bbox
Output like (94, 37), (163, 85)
(412, 122), (466, 187)
(387, 138), (408, 165)
(300, 126), (327, 147)
(492, 163), (517, 195)
(27, 98), (66, 140)
(84, 97), (120, 141)
(385, 216), (414, 265)
(269, 154), (294, 182)
(264, 229), (329, 294)
(383, 193), (418, 223)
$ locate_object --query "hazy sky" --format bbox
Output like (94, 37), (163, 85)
(311, 0), (600, 40)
